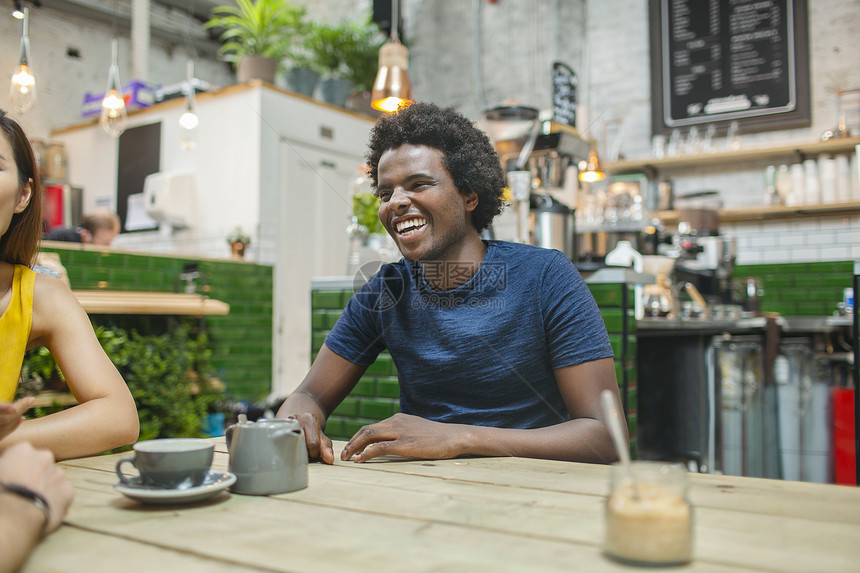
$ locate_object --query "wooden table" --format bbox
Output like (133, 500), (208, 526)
(72, 290), (230, 316)
(24, 438), (860, 572)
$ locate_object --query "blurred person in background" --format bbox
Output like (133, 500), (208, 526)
(43, 207), (120, 246)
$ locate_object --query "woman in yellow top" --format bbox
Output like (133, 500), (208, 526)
(0, 109), (138, 460)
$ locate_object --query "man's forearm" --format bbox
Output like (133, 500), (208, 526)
(278, 390), (329, 426)
(458, 418), (617, 464)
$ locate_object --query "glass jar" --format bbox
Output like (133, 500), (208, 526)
(604, 462), (693, 566)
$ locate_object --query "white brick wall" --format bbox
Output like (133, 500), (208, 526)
(725, 214), (860, 264)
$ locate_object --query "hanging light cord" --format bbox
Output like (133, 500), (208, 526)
(391, 0), (399, 43)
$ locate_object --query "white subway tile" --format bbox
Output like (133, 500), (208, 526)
(834, 230), (860, 245)
(764, 249), (792, 263)
(806, 231), (837, 245)
(789, 219), (820, 232)
(736, 249), (763, 264)
(789, 248), (820, 262)
(749, 235), (777, 247)
(778, 233), (806, 246)
(819, 246), (851, 260)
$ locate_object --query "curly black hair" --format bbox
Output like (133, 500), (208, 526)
(365, 102), (505, 232)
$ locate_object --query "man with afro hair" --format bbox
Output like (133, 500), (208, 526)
(278, 102), (624, 465)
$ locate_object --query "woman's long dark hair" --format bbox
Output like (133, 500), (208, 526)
(0, 109), (41, 266)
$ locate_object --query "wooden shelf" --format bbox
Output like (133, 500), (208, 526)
(605, 136), (860, 174)
(658, 201), (860, 225)
(73, 290), (230, 316)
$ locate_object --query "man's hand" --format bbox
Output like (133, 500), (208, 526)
(0, 397), (34, 441)
(281, 412), (335, 465)
(341, 413), (468, 463)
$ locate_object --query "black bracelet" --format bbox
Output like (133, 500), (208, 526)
(0, 482), (52, 531)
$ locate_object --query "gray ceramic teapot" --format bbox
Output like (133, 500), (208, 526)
(225, 416), (308, 495)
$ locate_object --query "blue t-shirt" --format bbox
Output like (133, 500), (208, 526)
(325, 240), (613, 429)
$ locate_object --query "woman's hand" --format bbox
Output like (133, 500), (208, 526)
(0, 397), (34, 441)
(341, 413), (468, 463)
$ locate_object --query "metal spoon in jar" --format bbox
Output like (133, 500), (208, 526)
(600, 389), (640, 500)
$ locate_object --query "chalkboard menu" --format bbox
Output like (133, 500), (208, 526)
(649, 0), (809, 134)
(551, 62), (577, 127)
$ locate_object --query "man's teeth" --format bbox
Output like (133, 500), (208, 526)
(395, 217), (427, 235)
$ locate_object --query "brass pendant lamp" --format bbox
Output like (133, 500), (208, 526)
(578, 146), (606, 183)
(371, 0), (412, 112)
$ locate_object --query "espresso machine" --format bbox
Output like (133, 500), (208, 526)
(481, 105), (591, 260)
(650, 199), (737, 309)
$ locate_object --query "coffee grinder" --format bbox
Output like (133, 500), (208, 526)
(481, 105), (591, 259)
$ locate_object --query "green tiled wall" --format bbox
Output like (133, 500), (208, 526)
(312, 283), (638, 458)
(43, 246), (273, 401)
(588, 283), (638, 459)
(733, 260), (853, 316)
(311, 288), (400, 440)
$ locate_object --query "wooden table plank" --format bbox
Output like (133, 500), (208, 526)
(25, 527), (271, 573)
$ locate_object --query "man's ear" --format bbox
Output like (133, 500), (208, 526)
(14, 179), (33, 214)
(80, 229), (92, 243)
(463, 190), (478, 212)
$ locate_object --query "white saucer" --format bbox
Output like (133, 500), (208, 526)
(114, 471), (236, 505)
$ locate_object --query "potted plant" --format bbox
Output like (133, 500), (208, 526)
(205, 0), (306, 84)
(342, 16), (386, 112)
(304, 18), (382, 107)
(227, 227), (251, 259)
(281, 40), (323, 97)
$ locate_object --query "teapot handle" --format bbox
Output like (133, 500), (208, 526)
(225, 424), (235, 449)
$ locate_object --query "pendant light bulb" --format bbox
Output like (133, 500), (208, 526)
(371, 0), (413, 112)
(10, 7), (36, 114)
(100, 38), (128, 138)
(178, 60), (198, 150)
(578, 148), (606, 183)
(179, 109), (199, 130)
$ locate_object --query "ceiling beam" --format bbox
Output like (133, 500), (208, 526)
(37, 0), (221, 53)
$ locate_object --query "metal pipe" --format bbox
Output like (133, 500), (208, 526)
(131, 0), (149, 81)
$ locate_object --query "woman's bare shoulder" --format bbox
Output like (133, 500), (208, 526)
(31, 271), (85, 322)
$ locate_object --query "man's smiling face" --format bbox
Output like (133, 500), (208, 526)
(376, 144), (477, 263)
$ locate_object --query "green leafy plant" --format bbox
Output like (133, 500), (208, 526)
(205, 0), (306, 64)
(343, 17), (385, 92)
(227, 226), (251, 246)
(353, 193), (385, 235)
(305, 17), (384, 83)
(21, 324), (224, 442)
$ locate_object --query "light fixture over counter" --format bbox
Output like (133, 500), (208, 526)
(371, 0), (412, 112)
(100, 37), (128, 138)
(578, 145), (605, 183)
(9, 6), (36, 113)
